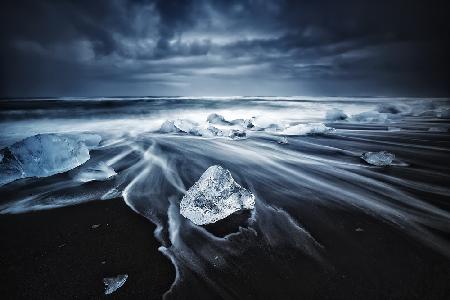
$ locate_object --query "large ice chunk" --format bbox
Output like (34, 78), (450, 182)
(0, 133), (100, 186)
(103, 274), (128, 295)
(282, 123), (333, 136)
(361, 151), (395, 166)
(180, 165), (255, 225)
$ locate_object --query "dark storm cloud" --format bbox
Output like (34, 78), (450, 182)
(1, 0), (448, 96)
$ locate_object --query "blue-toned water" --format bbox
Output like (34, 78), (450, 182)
(1, 96), (449, 298)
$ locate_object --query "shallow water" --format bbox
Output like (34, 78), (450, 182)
(1, 97), (449, 298)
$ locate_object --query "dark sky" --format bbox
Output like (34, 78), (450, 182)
(1, 0), (449, 97)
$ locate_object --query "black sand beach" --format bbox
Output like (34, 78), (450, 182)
(0, 198), (174, 299)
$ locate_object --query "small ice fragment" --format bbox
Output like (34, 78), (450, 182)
(91, 224), (101, 229)
(207, 113), (230, 125)
(361, 151), (395, 166)
(228, 129), (246, 140)
(282, 123), (332, 136)
(278, 136), (288, 144)
(355, 228), (364, 232)
(388, 127), (401, 132)
(180, 165), (255, 225)
(74, 162), (116, 183)
(325, 108), (348, 121)
(103, 274), (128, 295)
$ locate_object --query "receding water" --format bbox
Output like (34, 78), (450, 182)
(0, 96), (449, 298)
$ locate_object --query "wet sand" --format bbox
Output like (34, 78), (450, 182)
(0, 198), (174, 299)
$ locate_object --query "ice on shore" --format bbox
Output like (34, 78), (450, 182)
(103, 274), (128, 295)
(191, 124), (225, 137)
(326, 108), (348, 121)
(0, 133), (100, 186)
(160, 119), (223, 137)
(207, 113), (255, 129)
(228, 129), (246, 140)
(361, 151), (395, 166)
(74, 162), (116, 183)
(282, 123), (333, 136)
(160, 120), (182, 133)
(160, 119), (252, 139)
(351, 111), (389, 123)
(230, 118), (255, 129)
(180, 165), (255, 225)
(207, 113), (230, 125)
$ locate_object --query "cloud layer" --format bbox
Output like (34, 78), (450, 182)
(1, 0), (449, 96)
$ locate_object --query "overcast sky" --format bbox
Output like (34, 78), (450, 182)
(1, 0), (448, 97)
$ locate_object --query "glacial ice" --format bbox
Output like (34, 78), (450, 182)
(253, 116), (285, 131)
(361, 151), (395, 166)
(351, 111), (389, 123)
(103, 274), (128, 295)
(326, 108), (348, 121)
(282, 123), (333, 136)
(190, 124), (225, 137)
(180, 165), (255, 225)
(173, 119), (198, 133)
(160, 119), (223, 137)
(207, 113), (230, 125)
(160, 120), (182, 133)
(160, 119), (250, 139)
(230, 118), (255, 129)
(228, 129), (247, 140)
(0, 133), (100, 186)
(73, 162), (116, 183)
